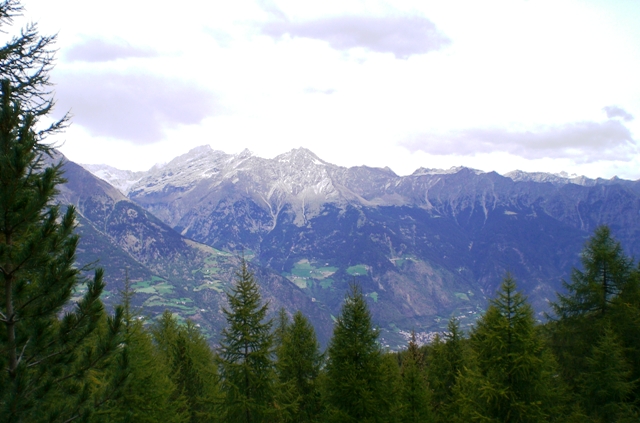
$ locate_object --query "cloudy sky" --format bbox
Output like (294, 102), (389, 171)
(9, 0), (640, 179)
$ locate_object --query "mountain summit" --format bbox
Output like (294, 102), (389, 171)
(80, 146), (640, 347)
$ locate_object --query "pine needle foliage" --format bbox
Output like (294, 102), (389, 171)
(553, 226), (633, 319)
(548, 226), (640, 397)
(275, 310), (323, 422)
(0, 1), (123, 421)
(578, 323), (638, 422)
(399, 331), (432, 423)
(427, 317), (464, 423)
(218, 258), (275, 423)
(456, 274), (561, 423)
(152, 311), (220, 423)
(323, 283), (384, 423)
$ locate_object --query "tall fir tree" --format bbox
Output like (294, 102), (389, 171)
(427, 317), (464, 423)
(218, 258), (275, 423)
(152, 311), (220, 423)
(0, 1), (123, 421)
(94, 295), (186, 423)
(549, 226), (640, 401)
(578, 324), (638, 422)
(399, 331), (433, 423)
(323, 283), (384, 423)
(455, 274), (562, 423)
(91, 274), (185, 423)
(275, 310), (323, 422)
(553, 226), (633, 319)
(379, 351), (402, 423)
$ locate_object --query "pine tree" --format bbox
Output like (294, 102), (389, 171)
(427, 317), (464, 423)
(399, 332), (432, 423)
(323, 283), (384, 423)
(610, 266), (640, 403)
(91, 275), (185, 423)
(218, 258), (275, 423)
(94, 312), (186, 422)
(1, 1), (123, 421)
(578, 324), (638, 422)
(152, 311), (220, 423)
(553, 226), (633, 319)
(379, 351), (402, 423)
(456, 274), (562, 423)
(275, 310), (323, 422)
(549, 226), (639, 396)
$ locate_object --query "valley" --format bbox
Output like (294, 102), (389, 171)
(68, 146), (640, 348)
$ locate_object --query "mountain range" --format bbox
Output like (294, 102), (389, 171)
(61, 146), (640, 348)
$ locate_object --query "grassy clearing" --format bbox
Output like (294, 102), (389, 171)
(194, 281), (224, 292)
(346, 264), (368, 276)
(290, 260), (337, 279)
(135, 286), (156, 294)
(368, 292), (379, 303)
(132, 279), (175, 295)
(285, 259), (338, 289)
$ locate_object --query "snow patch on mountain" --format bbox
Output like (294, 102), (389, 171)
(505, 170), (596, 186)
(80, 164), (148, 195)
(411, 166), (485, 176)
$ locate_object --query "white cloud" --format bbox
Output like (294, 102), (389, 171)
(402, 119), (638, 163)
(262, 14), (450, 59)
(13, 0), (640, 181)
(63, 37), (157, 63)
(54, 71), (221, 143)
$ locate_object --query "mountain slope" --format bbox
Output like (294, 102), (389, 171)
(81, 146), (640, 348)
(55, 154), (332, 343)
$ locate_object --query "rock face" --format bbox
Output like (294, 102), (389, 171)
(55, 154), (332, 344)
(79, 146), (640, 348)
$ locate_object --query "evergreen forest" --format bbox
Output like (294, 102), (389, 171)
(2, 1), (640, 421)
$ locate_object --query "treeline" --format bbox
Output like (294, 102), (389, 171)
(87, 227), (639, 423)
(2, 1), (640, 421)
(102, 228), (640, 423)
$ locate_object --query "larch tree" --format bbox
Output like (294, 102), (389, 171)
(549, 226), (640, 400)
(218, 258), (275, 423)
(399, 331), (432, 423)
(152, 311), (220, 423)
(275, 310), (323, 423)
(427, 317), (464, 423)
(323, 283), (384, 423)
(0, 1), (124, 421)
(456, 274), (562, 423)
(553, 226), (633, 319)
(94, 287), (186, 423)
(578, 323), (638, 422)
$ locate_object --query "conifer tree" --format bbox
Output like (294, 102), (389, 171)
(152, 311), (220, 423)
(218, 258), (275, 423)
(549, 226), (639, 396)
(379, 352), (402, 423)
(553, 226), (633, 319)
(95, 312), (185, 422)
(92, 276), (185, 423)
(399, 332), (432, 423)
(1, 1), (123, 421)
(456, 274), (562, 423)
(323, 283), (384, 423)
(578, 324), (638, 422)
(427, 317), (464, 423)
(275, 310), (323, 422)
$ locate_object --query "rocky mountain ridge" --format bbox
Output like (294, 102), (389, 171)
(75, 146), (640, 348)
(54, 152), (333, 343)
